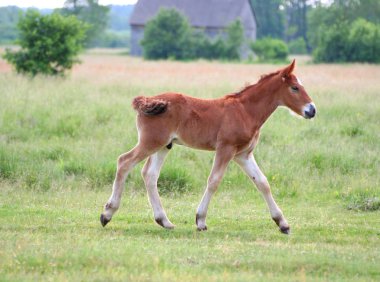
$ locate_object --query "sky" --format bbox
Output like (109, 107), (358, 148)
(0, 0), (138, 9)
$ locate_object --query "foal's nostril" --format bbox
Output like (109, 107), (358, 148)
(305, 110), (315, 118)
(304, 103), (316, 118)
(309, 106), (316, 116)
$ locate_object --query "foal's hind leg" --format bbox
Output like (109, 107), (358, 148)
(142, 147), (174, 229)
(100, 146), (150, 227)
(234, 153), (290, 234)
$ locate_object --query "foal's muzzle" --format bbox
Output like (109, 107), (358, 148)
(303, 103), (316, 119)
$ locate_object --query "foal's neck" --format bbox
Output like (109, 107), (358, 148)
(240, 82), (280, 130)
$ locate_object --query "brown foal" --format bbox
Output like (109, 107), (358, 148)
(100, 60), (316, 234)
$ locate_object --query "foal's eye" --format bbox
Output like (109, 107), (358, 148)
(290, 86), (299, 92)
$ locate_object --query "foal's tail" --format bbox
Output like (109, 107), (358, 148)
(132, 96), (168, 116)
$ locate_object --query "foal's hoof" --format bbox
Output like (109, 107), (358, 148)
(100, 214), (111, 227)
(155, 218), (175, 229)
(197, 225), (208, 231)
(195, 213), (207, 231)
(272, 216), (290, 235)
(280, 226), (290, 235)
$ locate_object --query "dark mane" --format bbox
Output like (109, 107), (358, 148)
(227, 70), (281, 97)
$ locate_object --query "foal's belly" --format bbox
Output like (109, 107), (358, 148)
(170, 132), (216, 151)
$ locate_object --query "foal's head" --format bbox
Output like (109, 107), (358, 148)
(276, 60), (316, 119)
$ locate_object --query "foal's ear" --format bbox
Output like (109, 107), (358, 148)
(281, 59), (296, 80)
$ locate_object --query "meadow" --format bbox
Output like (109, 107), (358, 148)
(0, 51), (379, 281)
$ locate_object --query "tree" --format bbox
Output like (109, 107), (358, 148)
(308, 0), (380, 50)
(60, 0), (109, 47)
(250, 0), (286, 39)
(225, 20), (244, 60)
(312, 21), (350, 63)
(3, 10), (88, 76)
(141, 9), (192, 60)
(284, 0), (309, 48)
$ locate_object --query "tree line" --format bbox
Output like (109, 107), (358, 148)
(252, 0), (380, 62)
(142, 0), (380, 63)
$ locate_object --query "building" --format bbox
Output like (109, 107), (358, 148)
(129, 0), (257, 58)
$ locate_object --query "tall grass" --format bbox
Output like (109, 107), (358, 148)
(1, 55), (379, 197)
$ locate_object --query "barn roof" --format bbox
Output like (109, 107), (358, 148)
(130, 0), (256, 30)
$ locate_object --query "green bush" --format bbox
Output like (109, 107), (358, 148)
(141, 9), (192, 60)
(191, 35), (224, 60)
(190, 22), (243, 61)
(250, 37), (289, 62)
(288, 37), (307, 54)
(313, 18), (380, 63)
(3, 10), (88, 76)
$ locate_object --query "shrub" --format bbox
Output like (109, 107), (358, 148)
(191, 33), (228, 60)
(288, 37), (307, 54)
(250, 37), (289, 62)
(141, 9), (192, 60)
(3, 10), (88, 76)
(313, 22), (350, 63)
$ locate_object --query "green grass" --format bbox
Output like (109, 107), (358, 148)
(0, 54), (379, 281)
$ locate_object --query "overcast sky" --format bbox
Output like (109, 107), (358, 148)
(0, 0), (138, 9)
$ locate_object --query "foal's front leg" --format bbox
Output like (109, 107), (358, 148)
(235, 153), (290, 234)
(196, 146), (236, 231)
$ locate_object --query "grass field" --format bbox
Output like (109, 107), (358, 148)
(0, 52), (379, 281)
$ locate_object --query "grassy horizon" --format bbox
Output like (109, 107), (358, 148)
(0, 53), (379, 281)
